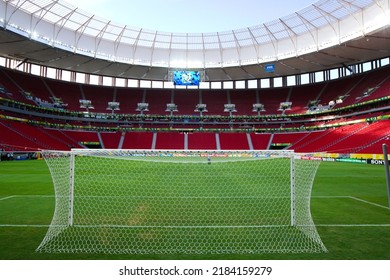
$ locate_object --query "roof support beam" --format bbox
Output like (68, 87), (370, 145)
(337, 0), (364, 34)
(3, 0), (29, 27)
(132, 28), (143, 64)
(52, 7), (78, 43)
(232, 30), (242, 66)
(74, 14), (95, 51)
(94, 20), (111, 57)
(279, 18), (298, 52)
(247, 27), (261, 62)
(216, 32), (224, 67)
(149, 31), (158, 68)
(201, 33), (206, 69)
(312, 4), (340, 43)
(263, 23), (278, 58)
(295, 12), (318, 50)
(113, 25), (127, 59)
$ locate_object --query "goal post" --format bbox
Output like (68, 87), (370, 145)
(37, 149), (327, 254)
(68, 152), (75, 227)
(290, 153), (296, 227)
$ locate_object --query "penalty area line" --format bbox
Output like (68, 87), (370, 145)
(0, 195), (54, 201)
(312, 195), (390, 210)
(316, 224), (390, 227)
(348, 196), (390, 210)
(0, 195), (16, 201)
(0, 224), (50, 227)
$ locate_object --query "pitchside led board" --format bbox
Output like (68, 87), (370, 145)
(173, 70), (201, 86)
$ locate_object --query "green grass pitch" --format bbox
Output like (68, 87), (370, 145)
(0, 159), (389, 259)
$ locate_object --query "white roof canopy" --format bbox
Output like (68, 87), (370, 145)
(0, 0), (389, 81)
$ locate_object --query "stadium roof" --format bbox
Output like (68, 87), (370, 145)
(0, 0), (389, 81)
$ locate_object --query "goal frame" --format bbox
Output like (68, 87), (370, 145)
(37, 149), (326, 254)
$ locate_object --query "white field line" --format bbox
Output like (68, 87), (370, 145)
(312, 195), (390, 210)
(4, 195), (54, 198)
(1, 224), (389, 228)
(316, 224), (390, 227)
(0, 224), (50, 227)
(348, 196), (390, 210)
(0, 195), (53, 228)
(0, 195), (16, 201)
(0, 195), (54, 201)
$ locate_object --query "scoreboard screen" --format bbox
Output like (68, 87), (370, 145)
(173, 70), (201, 86)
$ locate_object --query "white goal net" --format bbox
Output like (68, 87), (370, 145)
(37, 149), (327, 254)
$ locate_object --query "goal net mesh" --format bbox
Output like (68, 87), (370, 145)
(37, 150), (326, 254)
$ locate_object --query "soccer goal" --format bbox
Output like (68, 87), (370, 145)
(37, 149), (327, 254)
